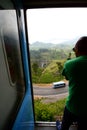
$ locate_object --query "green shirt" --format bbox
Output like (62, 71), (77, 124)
(62, 56), (87, 116)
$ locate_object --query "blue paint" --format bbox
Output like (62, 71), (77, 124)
(12, 10), (34, 130)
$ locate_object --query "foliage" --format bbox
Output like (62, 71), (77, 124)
(32, 62), (39, 74)
(56, 61), (64, 79)
(34, 98), (66, 121)
(31, 59), (65, 83)
(30, 48), (68, 61)
(38, 72), (55, 83)
(30, 46), (75, 83)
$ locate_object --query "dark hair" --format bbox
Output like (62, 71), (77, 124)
(75, 36), (87, 54)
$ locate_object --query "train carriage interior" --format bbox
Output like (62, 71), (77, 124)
(0, 0), (87, 130)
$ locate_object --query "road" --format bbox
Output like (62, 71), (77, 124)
(33, 85), (68, 96)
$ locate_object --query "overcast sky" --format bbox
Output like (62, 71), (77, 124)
(27, 8), (87, 44)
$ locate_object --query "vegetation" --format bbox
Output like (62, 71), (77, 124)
(31, 59), (65, 83)
(34, 98), (66, 121)
(30, 45), (75, 83)
(29, 42), (75, 122)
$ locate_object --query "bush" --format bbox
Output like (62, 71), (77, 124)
(34, 98), (66, 121)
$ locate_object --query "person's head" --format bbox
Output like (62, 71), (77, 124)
(73, 36), (87, 57)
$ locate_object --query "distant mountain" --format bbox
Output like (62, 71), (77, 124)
(29, 37), (79, 50)
(29, 41), (55, 49)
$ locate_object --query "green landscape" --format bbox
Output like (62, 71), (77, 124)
(29, 40), (75, 121)
(34, 98), (66, 121)
(29, 41), (75, 83)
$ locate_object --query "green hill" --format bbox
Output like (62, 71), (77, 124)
(30, 39), (76, 83)
(31, 59), (66, 83)
(29, 37), (78, 50)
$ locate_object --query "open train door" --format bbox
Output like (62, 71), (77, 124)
(0, 0), (35, 130)
(12, 9), (35, 130)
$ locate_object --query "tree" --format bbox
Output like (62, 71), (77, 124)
(32, 62), (39, 75)
(56, 62), (63, 79)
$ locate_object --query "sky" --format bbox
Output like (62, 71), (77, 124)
(27, 8), (87, 44)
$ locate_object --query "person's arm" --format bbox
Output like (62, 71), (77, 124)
(62, 66), (69, 80)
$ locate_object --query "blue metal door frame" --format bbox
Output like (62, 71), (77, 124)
(12, 9), (35, 130)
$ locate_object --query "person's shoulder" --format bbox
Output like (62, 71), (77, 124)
(65, 58), (77, 65)
(64, 58), (79, 68)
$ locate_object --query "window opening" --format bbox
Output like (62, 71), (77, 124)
(26, 8), (87, 122)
